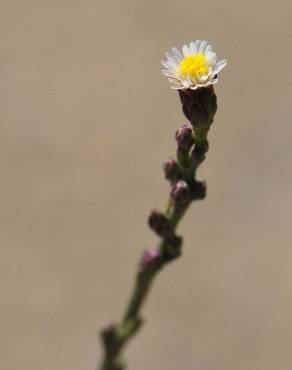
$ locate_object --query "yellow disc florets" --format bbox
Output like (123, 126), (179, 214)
(179, 54), (209, 81)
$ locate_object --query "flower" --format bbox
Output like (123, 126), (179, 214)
(161, 40), (227, 90)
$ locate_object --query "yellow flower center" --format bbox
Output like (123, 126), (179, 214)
(179, 54), (209, 80)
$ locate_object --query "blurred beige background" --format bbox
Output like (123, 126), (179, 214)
(1, 1), (292, 369)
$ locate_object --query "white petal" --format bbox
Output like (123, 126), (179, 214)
(195, 40), (201, 50)
(190, 85), (198, 90)
(182, 44), (190, 57)
(165, 52), (178, 65)
(213, 59), (227, 74)
(186, 77), (193, 86)
(161, 60), (170, 69)
(189, 41), (197, 54)
(165, 62), (176, 71)
(182, 80), (190, 88)
(169, 79), (183, 89)
(169, 81), (182, 86)
(195, 73), (210, 85)
(204, 45), (212, 55)
(207, 52), (217, 66)
(200, 75), (209, 81)
(199, 40), (208, 54)
(162, 69), (176, 77)
(171, 47), (183, 62)
(165, 56), (178, 69)
(171, 85), (182, 90)
(168, 77), (180, 83)
(210, 78), (218, 85)
(170, 83), (182, 87)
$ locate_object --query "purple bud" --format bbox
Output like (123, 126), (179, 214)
(101, 321), (116, 348)
(191, 180), (207, 200)
(163, 157), (182, 183)
(170, 181), (191, 208)
(139, 248), (162, 272)
(175, 125), (194, 152)
(148, 209), (173, 238)
(101, 321), (115, 334)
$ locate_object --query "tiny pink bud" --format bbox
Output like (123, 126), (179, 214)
(148, 209), (173, 238)
(170, 181), (191, 208)
(163, 157), (182, 183)
(100, 321), (116, 348)
(139, 248), (162, 272)
(175, 125), (194, 152)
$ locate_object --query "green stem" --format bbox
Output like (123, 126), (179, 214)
(99, 127), (210, 370)
(123, 271), (156, 322)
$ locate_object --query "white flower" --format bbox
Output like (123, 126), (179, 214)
(161, 40), (227, 90)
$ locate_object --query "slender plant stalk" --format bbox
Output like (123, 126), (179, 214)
(99, 86), (218, 370)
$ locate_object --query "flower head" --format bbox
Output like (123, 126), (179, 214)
(161, 40), (227, 90)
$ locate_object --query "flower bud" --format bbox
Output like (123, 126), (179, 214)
(101, 321), (116, 349)
(162, 235), (183, 262)
(167, 235), (183, 249)
(170, 181), (191, 208)
(178, 86), (217, 129)
(191, 180), (207, 200)
(175, 125), (194, 153)
(139, 248), (162, 272)
(148, 209), (173, 238)
(163, 157), (182, 183)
